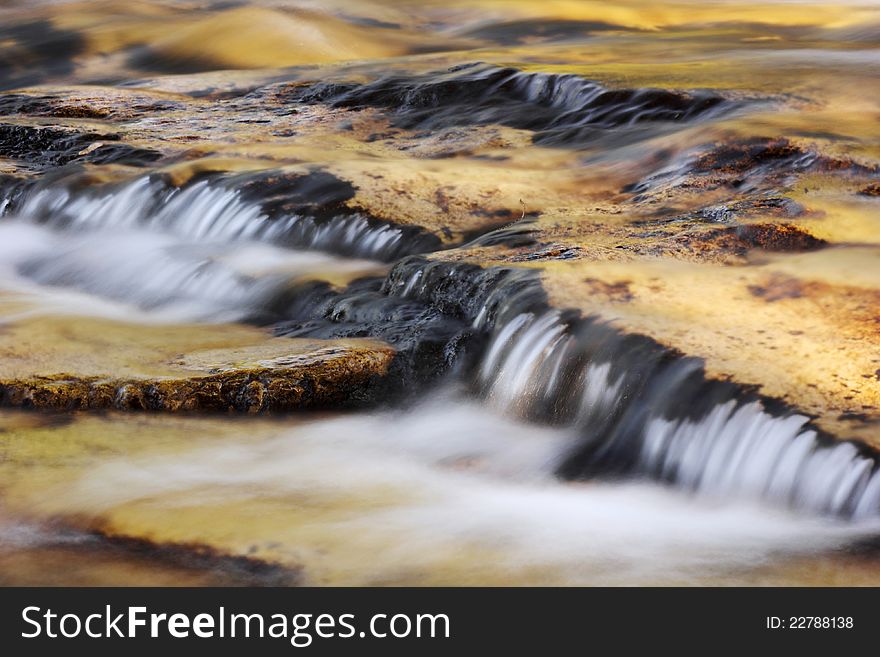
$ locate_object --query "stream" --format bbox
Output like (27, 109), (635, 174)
(1, 0), (879, 585)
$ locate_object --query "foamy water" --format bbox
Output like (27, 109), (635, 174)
(0, 220), (381, 323)
(15, 178), (414, 261)
(40, 398), (879, 585)
(2, 186), (879, 583)
(478, 310), (880, 518)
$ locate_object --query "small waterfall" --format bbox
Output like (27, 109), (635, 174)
(0, 208), (391, 324)
(469, 302), (880, 519)
(0, 173), (442, 318)
(293, 63), (736, 146)
(642, 402), (880, 518)
(14, 227), (291, 322)
(284, 254), (880, 520)
(13, 175), (429, 262)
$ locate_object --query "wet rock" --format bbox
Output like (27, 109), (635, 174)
(381, 256), (547, 323)
(691, 137), (814, 177)
(700, 223), (827, 254)
(0, 523), (302, 586)
(464, 217), (539, 249)
(0, 124), (162, 168)
(511, 244), (582, 261)
(236, 169), (358, 220)
(0, 89), (185, 122)
(0, 94), (63, 117)
(234, 169), (444, 258)
(695, 197), (806, 223)
(288, 63), (734, 147)
(271, 257), (548, 392)
(627, 137), (879, 202)
(274, 276), (482, 388)
(81, 529), (302, 587)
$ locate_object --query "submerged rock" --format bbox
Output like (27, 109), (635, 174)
(0, 519), (301, 586)
(698, 223), (828, 255)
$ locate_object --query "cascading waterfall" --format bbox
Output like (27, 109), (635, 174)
(2, 0), (880, 587)
(470, 306), (880, 519)
(0, 216), (387, 323)
(14, 227), (290, 321)
(3, 177), (879, 520)
(377, 258), (880, 519)
(0, 172), (438, 320)
(8, 175), (422, 261)
(642, 403), (880, 518)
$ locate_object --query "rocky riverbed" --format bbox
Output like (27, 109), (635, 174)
(1, 0), (880, 585)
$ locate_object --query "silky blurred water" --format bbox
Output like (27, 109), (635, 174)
(1, 0), (879, 585)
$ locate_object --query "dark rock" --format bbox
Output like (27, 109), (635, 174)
(286, 63), (733, 147)
(0, 124), (162, 167)
(859, 183), (880, 197)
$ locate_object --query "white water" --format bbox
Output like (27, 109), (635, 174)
(479, 310), (880, 518)
(0, 218), (382, 323)
(493, 68), (729, 128)
(14, 178), (409, 260)
(340, 64), (734, 141)
(643, 402), (880, 518)
(48, 398), (880, 585)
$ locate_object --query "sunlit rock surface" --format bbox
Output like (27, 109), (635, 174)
(2, 0), (880, 585)
(0, 316), (394, 412)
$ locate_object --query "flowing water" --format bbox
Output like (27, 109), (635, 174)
(1, 0), (880, 585)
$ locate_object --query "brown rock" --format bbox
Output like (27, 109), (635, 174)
(0, 316), (394, 413)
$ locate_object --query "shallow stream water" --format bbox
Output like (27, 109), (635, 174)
(1, 0), (880, 585)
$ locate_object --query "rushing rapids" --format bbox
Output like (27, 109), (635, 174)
(1, 0), (879, 585)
